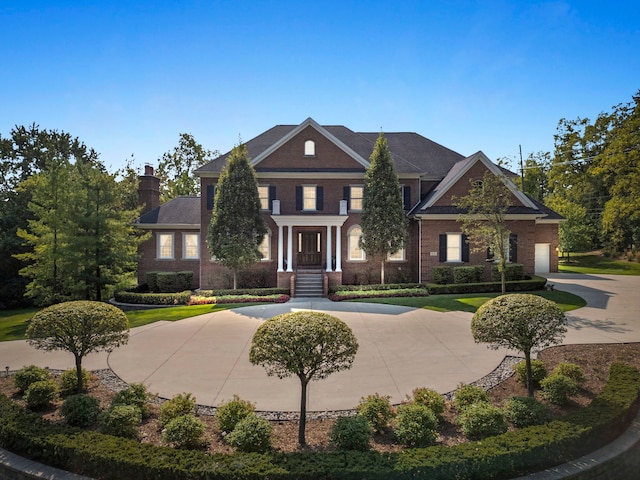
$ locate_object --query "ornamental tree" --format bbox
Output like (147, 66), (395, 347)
(249, 311), (358, 446)
(26, 301), (129, 392)
(206, 143), (267, 289)
(471, 294), (567, 397)
(360, 132), (407, 284)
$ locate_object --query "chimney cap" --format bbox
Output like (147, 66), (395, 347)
(144, 164), (154, 176)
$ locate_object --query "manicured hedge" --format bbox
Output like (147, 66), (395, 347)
(329, 288), (429, 301)
(427, 275), (547, 295)
(114, 291), (192, 305)
(196, 288), (289, 297)
(1, 363), (638, 479)
(329, 283), (424, 293)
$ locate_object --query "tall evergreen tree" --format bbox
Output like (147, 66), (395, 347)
(360, 133), (407, 284)
(206, 144), (266, 289)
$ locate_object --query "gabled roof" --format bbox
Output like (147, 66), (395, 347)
(194, 118), (465, 177)
(413, 151), (538, 214)
(134, 196), (200, 227)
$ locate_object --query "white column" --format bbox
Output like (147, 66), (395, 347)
(277, 224), (284, 272)
(335, 224), (342, 272)
(286, 225), (293, 272)
(326, 225), (332, 272)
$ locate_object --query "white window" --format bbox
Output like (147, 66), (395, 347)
(350, 185), (363, 211)
(157, 233), (174, 259)
(446, 233), (462, 262)
(258, 185), (269, 210)
(348, 225), (366, 261)
(303, 186), (316, 211)
(387, 247), (405, 261)
(258, 230), (271, 260)
(304, 140), (315, 156)
(182, 233), (199, 259)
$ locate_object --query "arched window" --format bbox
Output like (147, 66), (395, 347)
(304, 140), (315, 156)
(258, 228), (271, 261)
(348, 225), (365, 261)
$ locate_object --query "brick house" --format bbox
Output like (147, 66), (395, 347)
(135, 118), (562, 294)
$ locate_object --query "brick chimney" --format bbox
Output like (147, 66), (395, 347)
(138, 165), (160, 214)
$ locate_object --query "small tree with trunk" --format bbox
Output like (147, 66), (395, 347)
(454, 170), (513, 294)
(360, 133), (407, 284)
(471, 294), (567, 397)
(206, 143), (267, 289)
(26, 301), (129, 392)
(249, 311), (358, 446)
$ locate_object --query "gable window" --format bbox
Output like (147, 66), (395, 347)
(157, 233), (174, 260)
(348, 225), (366, 261)
(182, 233), (199, 259)
(439, 233), (469, 263)
(258, 229), (271, 260)
(304, 140), (315, 156)
(296, 185), (323, 211)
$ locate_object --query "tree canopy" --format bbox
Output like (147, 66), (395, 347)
(249, 311), (358, 446)
(472, 294), (567, 396)
(27, 301), (130, 391)
(360, 132), (407, 284)
(206, 143), (266, 289)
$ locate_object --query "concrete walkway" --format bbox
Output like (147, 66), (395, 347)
(2, 274), (639, 413)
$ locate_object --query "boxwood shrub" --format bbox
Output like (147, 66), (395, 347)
(114, 290), (192, 305)
(431, 266), (453, 285)
(0, 363), (638, 480)
(491, 263), (524, 281)
(427, 275), (547, 295)
(453, 265), (484, 284)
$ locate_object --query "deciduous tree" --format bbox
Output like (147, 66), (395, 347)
(471, 294), (567, 397)
(360, 133), (407, 284)
(249, 311), (358, 446)
(27, 301), (129, 392)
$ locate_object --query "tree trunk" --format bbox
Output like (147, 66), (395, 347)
(298, 377), (308, 447)
(380, 258), (385, 285)
(75, 355), (84, 393)
(233, 269), (237, 290)
(524, 350), (534, 397)
(501, 270), (506, 294)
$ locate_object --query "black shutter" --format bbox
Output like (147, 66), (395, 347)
(486, 248), (494, 261)
(268, 186), (276, 210)
(343, 186), (350, 210)
(439, 234), (447, 262)
(206, 185), (215, 210)
(462, 235), (470, 262)
(509, 234), (518, 262)
(316, 186), (324, 211)
(295, 186), (302, 211)
(403, 186), (411, 210)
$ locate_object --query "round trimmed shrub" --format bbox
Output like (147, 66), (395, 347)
(60, 368), (91, 394)
(458, 403), (508, 440)
(111, 383), (151, 419)
(541, 373), (578, 405)
(514, 359), (547, 388)
(216, 395), (255, 434)
(453, 383), (490, 411)
(14, 365), (51, 393)
(411, 387), (446, 418)
(24, 379), (58, 410)
(329, 415), (373, 451)
(356, 393), (395, 434)
(552, 362), (585, 384)
(99, 404), (142, 439)
(394, 403), (439, 447)
(162, 414), (206, 449)
(226, 415), (273, 453)
(60, 394), (101, 427)
(504, 396), (552, 427)
(159, 392), (197, 428)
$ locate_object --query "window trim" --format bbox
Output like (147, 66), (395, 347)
(347, 225), (366, 261)
(157, 232), (175, 260)
(182, 232), (200, 260)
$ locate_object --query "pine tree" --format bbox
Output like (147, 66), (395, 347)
(360, 133), (407, 284)
(206, 144), (267, 289)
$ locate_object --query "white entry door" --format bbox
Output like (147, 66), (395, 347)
(535, 243), (550, 273)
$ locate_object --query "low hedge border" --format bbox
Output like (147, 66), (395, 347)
(0, 363), (638, 479)
(427, 275), (547, 295)
(329, 288), (429, 301)
(114, 289), (290, 306)
(114, 290), (192, 305)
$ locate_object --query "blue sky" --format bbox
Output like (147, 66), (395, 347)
(1, 1), (638, 173)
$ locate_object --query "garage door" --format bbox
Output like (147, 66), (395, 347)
(535, 243), (550, 273)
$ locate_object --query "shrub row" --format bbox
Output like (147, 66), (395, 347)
(189, 294), (290, 305)
(329, 288), (429, 301)
(430, 264), (525, 285)
(114, 290), (192, 305)
(427, 275), (547, 295)
(196, 287), (289, 297)
(146, 271), (193, 293)
(1, 363), (637, 479)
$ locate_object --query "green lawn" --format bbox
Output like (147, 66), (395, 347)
(348, 290), (586, 313)
(559, 253), (640, 275)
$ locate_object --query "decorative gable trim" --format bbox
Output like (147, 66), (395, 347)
(249, 117), (371, 169)
(419, 151), (537, 211)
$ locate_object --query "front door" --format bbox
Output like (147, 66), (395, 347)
(297, 231), (322, 267)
